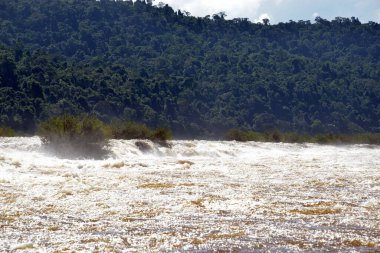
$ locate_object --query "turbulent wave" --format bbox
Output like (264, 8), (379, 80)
(2, 136), (376, 159)
(1, 137), (379, 252)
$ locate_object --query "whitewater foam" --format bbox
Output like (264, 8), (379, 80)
(0, 137), (379, 252)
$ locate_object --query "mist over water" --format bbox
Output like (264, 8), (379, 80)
(1, 137), (379, 252)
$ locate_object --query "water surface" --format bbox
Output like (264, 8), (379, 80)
(1, 137), (379, 252)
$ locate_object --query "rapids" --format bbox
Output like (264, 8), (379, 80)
(0, 137), (379, 252)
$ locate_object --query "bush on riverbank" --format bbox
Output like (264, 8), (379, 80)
(3, 117), (379, 147)
(111, 121), (152, 140)
(111, 121), (172, 145)
(312, 133), (380, 144)
(38, 115), (110, 158)
(225, 129), (380, 145)
(151, 127), (173, 142)
(37, 116), (173, 157)
(0, 127), (16, 137)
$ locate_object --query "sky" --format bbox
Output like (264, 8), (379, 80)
(158, 0), (380, 24)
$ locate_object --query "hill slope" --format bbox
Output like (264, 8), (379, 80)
(0, 0), (379, 137)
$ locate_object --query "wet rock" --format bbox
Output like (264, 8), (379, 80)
(135, 141), (152, 152)
(177, 160), (194, 165)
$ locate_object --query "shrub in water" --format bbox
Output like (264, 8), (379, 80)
(111, 121), (172, 145)
(224, 129), (249, 142)
(151, 127), (172, 142)
(111, 121), (151, 139)
(38, 115), (110, 158)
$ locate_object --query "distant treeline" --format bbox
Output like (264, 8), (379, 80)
(0, 0), (379, 138)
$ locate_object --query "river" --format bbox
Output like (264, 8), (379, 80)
(0, 137), (379, 252)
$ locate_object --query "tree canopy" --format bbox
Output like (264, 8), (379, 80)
(0, 0), (379, 138)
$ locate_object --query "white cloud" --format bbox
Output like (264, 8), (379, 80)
(313, 12), (319, 18)
(161, 0), (263, 20)
(254, 13), (271, 23)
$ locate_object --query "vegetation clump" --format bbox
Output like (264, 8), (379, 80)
(111, 121), (152, 140)
(37, 115), (173, 157)
(38, 115), (110, 158)
(0, 127), (16, 137)
(225, 129), (380, 145)
(111, 121), (172, 145)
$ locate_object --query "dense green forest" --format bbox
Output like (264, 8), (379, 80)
(0, 0), (379, 138)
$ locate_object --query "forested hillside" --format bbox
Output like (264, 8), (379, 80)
(0, 0), (379, 137)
